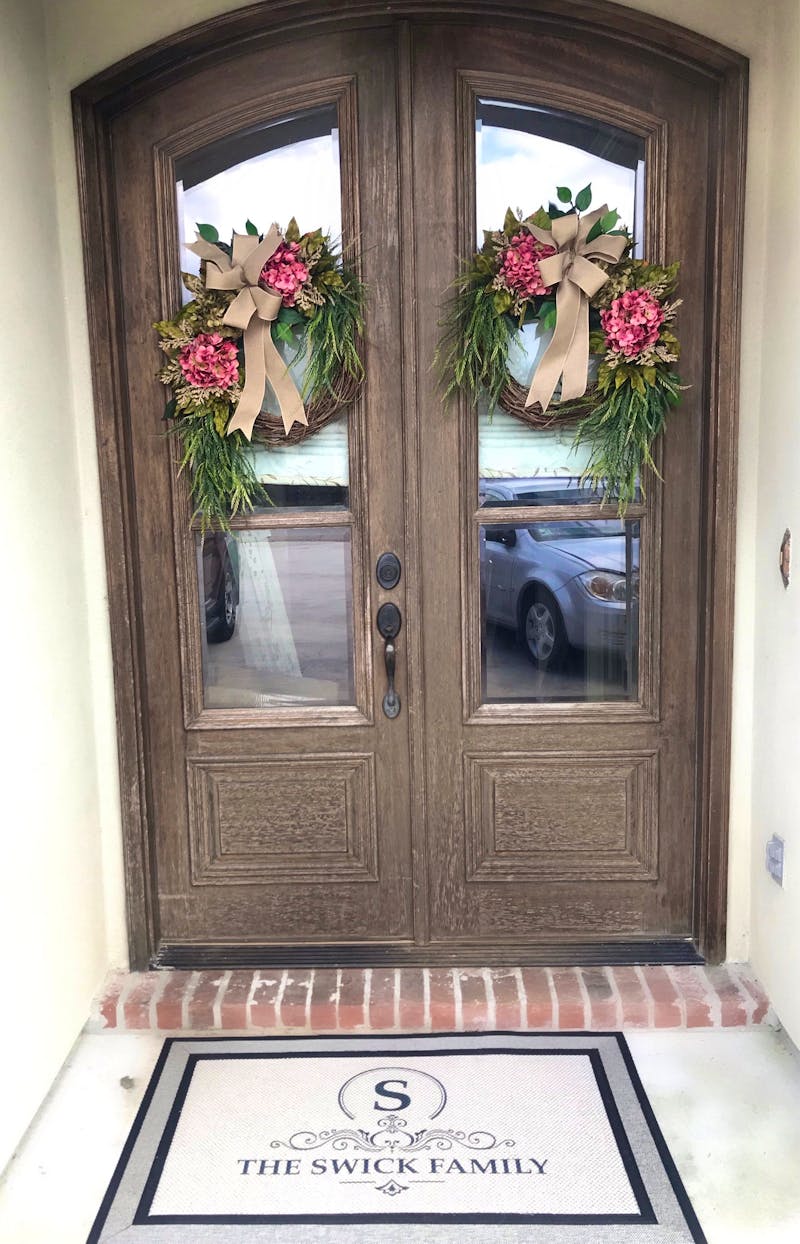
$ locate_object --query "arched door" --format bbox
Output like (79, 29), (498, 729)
(75, 6), (746, 966)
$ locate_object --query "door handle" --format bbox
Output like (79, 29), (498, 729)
(376, 602), (402, 719)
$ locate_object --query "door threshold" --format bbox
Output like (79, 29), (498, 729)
(151, 939), (703, 970)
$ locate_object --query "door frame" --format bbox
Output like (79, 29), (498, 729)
(73, 0), (747, 969)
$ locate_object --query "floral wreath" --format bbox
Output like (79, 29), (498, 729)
(155, 217), (365, 528)
(437, 184), (682, 509)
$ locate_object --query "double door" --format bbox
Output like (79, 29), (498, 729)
(107, 15), (723, 963)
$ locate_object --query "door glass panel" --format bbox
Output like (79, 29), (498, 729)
(480, 518), (639, 703)
(475, 100), (645, 502)
(176, 106), (350, 511)
(199, 527), (355, 708)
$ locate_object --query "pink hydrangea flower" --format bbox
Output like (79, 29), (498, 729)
(260, 240), (310, 306)
(499, 231), (556, 299)
(600, 288), (665, 359)
(178, 332), (239, 388)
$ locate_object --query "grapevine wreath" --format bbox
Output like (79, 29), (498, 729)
(437, 184), (682, 509)
(155, 217), (365, 528)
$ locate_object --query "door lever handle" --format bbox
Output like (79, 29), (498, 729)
(376, 602), (402, 719)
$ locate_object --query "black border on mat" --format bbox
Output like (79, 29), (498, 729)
(87, 1032), (706, 1242)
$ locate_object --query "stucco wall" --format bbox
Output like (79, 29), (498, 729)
(2, 0), (796, 1169)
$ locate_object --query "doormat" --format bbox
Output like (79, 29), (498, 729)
(88, 1032), (705, 1242)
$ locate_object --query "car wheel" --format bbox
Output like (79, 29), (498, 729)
(520, 588), (567, 667)
(207, 562), (237, 643)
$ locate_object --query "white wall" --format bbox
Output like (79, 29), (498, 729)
(0, 0), (795, 1166)
(0, 0), (110, 1173)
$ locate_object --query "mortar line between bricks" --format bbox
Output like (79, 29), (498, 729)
(149, 972), (169, 1030)
(451, 969), (463, 1031)
(275, 970), (289, 1027)
(633, 965), (655, 1027)
(305, 969), (315, 1030)
(698, 965), (722, 1026)
(664, 965), (687, 1028)
(181, 972), (200, 1029)
(392, 968), (400, 1031)
(513, 968), (527, 1029)
(545, 968), (558, 1028)
(362, 968), (372, 1032)
(604, 967), (622, 1029)
(115, 974), (139, 1030)
(731, 966), (756, 1025)
(574, 967), (591, 1029)
(212, 971), (231, 1030)
(483, 969), (497, 1028)
(245, 971), (260, 1031)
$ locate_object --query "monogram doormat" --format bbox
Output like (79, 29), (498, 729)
(88, 1032), (705, 1242)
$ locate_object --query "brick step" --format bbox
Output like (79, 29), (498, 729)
(91, 964), (771, 1033)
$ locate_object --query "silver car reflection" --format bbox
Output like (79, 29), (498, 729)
(480, 478), (639, 666)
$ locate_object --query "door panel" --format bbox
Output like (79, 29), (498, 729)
(410, 23), (710, 946)
(111, 29), (415, 945)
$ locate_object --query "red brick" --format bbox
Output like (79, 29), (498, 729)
(737, 970), (770, 1023)
(552, 968), (586, 1029)
(156, 971), (193, 1030)
(97, 973), (127, 1029)
(429, 969), (456, 1029)
(187, 972), (224, 1029)
(459, 971), (489, 1029)
(368, 969), (397, 1030)
(491, 970), (523, 1029)
(706, 966), (750, 1026)
(613, 967), (650, 1027)
(520, 968), (553, 1029)
(398, 969), (425, 1029)
(250, 973), (283, 1029)
(279, 972), (313, 1028)
(309, 968), (339, 1031)
(220, 970), (256, 1029)
(338, 969), (366, 1029)
(670, 967), (713, 1027)
(642, 965), (682, 1028)
(580, 968), (618, 1029)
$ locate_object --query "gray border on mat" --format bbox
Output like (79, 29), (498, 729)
(88, 1032), (705, 1243)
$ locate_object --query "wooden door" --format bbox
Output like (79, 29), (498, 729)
(78, 5), (745, 966)
(411, 23), (715, 958)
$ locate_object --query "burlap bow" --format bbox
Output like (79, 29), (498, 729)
(525, 207), (627, 412)
(186, 226), (307, 438)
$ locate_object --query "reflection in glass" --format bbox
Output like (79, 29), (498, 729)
(475, 99), (646, 495)
(176, 105), (342, 270)
(175, 107), (352, 512)
(199, 527), (354, 708)
(480, 517), (639, 703)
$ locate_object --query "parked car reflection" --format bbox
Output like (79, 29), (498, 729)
(479, 478), (639, 668)
(202, 533), (240, 643)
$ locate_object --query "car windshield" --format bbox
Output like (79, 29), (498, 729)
(528, 520), (625, 541)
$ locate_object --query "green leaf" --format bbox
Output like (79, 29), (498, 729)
(548, 202), (568, 219)
(599, 209), (619, 233)
(556, 186), (573, 204)
(162, 397), (178, 422)
(272, 321), (296, 345)
(585, 220), (604, 244)
(196, 222), (218, 243)
(278, 306), (305, 327)
(575, 184), (592, 212)
(492, 289), (512, 314)
(245, 219), (258, 236)
(503, 206), (520, 235)
(285, 216), (301, 242)
(642, 366), (657, 387)
(539, 301), (557, 331)
(528, 207), (553, 231)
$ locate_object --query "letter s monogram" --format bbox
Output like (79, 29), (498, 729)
(373, 1079), (411, 1112)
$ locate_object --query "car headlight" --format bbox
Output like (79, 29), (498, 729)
(578, 571), (638, 602)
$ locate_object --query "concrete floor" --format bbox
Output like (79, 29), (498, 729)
(1, 1027), (799, 1242)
